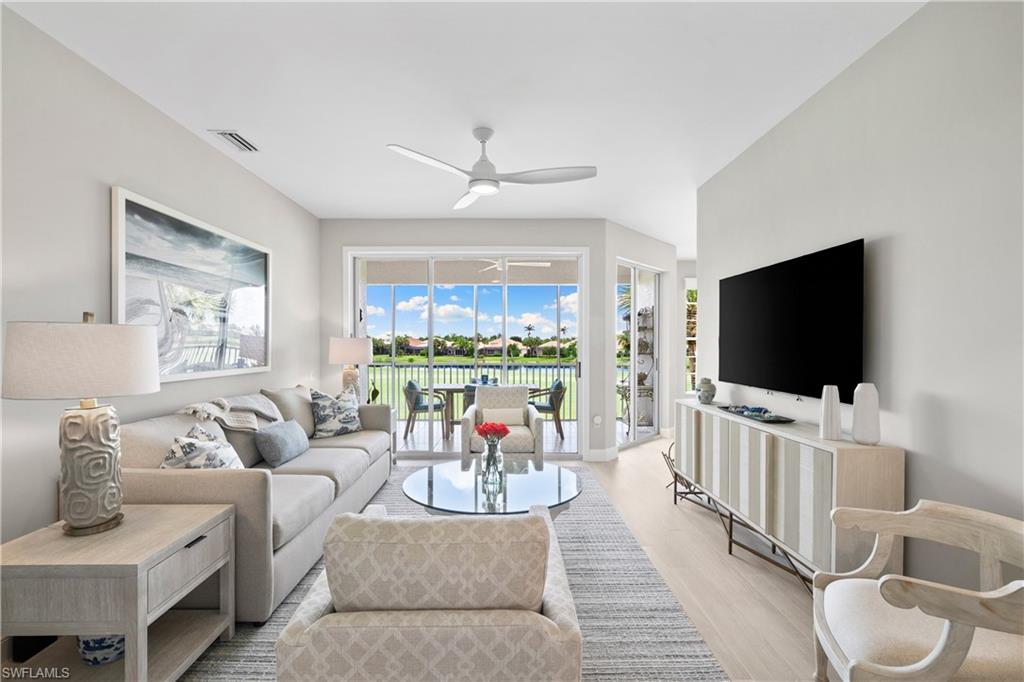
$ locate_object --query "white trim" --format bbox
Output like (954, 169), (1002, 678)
(584, 446), (618, 462)
(111, 186), (272, 383)
(342, 245), (590, 457)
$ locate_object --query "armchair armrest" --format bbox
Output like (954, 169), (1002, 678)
(461, 404), (478, 464)
(527, 404), (544, 468)
(122, 467), (274, 622)
(813, 532), (897, 589)
(277, 569), (334, 650)
(880, 576), (1024, 635)
(357, 404), (393, 433)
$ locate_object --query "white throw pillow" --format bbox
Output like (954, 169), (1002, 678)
(482, 407), (525, 426)
(161, 425), (244, 470)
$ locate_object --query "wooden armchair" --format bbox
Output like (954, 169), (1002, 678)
(813, 499), (1023, 681)
(401, 380), (448, 439)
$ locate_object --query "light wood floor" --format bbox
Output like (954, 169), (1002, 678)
(588, 437), (816, 681)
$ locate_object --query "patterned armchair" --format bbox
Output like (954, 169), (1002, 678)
(276, 504), (582, 681)
(460, 385), (543, 469)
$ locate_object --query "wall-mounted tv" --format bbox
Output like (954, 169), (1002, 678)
(719, 239), (864, 404)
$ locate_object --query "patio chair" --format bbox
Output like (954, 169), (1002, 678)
(529, 379), (566, 439)
(813, 499), (1023, 681)
(402, 380), (448, 439)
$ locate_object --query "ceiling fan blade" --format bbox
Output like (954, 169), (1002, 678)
(496, 166), (597, 185)
(386, 144), (469, 178)
(478, 263), (499, 273)
(453, 192), (479, 210)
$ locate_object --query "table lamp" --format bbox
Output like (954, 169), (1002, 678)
(2, 315), (159, 535)
(329, 336), (372, 401)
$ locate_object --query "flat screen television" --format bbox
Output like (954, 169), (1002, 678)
(719, 239), (864, 404)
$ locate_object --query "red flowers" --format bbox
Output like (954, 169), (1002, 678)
(475, 422), (510, 440)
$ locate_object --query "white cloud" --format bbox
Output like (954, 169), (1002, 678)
(366, 304), (386, 317)
(396, 295), (428, 312)
(450, 295), (459, 302)
(512, 312), (556, 335)
(435, 284), (455, 290)
(429, 304), (474, 321)
(559, 291), (579, 316)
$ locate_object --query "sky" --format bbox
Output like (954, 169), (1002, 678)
(365, 284), (578, 340)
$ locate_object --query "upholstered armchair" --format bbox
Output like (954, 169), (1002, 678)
(276, 504), (582, 681)
(460, 385), (543, 468)
(813, 499), (1023, 681)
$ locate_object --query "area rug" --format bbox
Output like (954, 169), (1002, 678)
(183, 466), (726, 681)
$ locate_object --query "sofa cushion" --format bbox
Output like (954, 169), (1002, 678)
(221, 416), (274, 468)
(256, 420), (310, 467)
(310, 390), (362, 438)
(122, 414), (229, 469)
(823, 578), (1024, 679)
(271, 475), (334, 550)
(470, 425), (535, 453)
(262, 386), (315, 437)
(161, 425), (244, 470)
(270, 449), (370, 497)
(306, 430), (390, 464)
(324, 513), (549, 613)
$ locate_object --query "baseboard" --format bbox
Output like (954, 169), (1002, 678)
(583, 447), (618, 462)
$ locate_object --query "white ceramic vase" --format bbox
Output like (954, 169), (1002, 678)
(852, 383), (881, 445)
(819, 385), (841, 440)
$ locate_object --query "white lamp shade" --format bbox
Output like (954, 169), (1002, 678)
(3, 322), (160, 399)
(328, 337), (372, 365)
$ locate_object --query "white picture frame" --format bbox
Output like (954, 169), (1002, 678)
(112, 187), (272, 382)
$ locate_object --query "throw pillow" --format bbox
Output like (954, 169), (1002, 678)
(310, 389), (362, 438)
(260, 386), (315, 437)
(161, 425), (244, 470)
(255, 419), (310, 467)
(482, 407), (525, 426)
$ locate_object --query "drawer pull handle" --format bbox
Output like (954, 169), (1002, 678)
(185, 535), (207, 549)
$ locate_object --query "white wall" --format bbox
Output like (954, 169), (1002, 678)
(1, 10), (322, 541)
(319, 219), (678, 457)
(697, 2), (1022, 586)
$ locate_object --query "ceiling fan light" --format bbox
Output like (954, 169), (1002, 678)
(469, 179), (500, 196)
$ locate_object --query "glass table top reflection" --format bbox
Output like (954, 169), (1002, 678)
(402, 459), (582, 516)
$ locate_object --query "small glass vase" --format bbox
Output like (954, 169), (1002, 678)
(481, 439), (504, 491)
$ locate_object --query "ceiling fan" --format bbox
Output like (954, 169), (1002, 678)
(386, 127), (597, 210)
(478, 258), (550, 274)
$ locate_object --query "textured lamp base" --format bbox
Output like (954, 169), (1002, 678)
(342, 365), (361, 401)
(59, 404), (124, 536)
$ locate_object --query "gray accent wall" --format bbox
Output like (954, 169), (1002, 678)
(696, 2), (1023, 586)
(1, 10), (322, 541)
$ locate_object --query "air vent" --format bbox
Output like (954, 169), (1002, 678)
(209, 130), (258, 152)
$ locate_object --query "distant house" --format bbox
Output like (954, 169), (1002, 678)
(402, 337), (429, 353)
(478, 336), (524, 356)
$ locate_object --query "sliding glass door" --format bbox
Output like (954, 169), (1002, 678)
(356, 255), (580, 456)
(616, 262), (660, 447)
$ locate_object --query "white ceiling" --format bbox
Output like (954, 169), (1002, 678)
(10, 2), (922, 257)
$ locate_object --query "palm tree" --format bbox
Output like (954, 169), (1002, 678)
(523, 323), (535, 338)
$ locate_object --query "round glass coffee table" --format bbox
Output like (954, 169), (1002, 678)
(402, 459), (581, 518)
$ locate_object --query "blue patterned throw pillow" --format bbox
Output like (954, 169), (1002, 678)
(310, 389), (362, 438)
(161, 425), (244, 469)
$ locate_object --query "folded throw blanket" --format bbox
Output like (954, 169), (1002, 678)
(179, 395), (281, 432)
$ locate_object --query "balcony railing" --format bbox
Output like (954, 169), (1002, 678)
(367, 362), (633, 421)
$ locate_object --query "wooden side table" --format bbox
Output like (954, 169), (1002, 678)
(1, 504), (234, 681)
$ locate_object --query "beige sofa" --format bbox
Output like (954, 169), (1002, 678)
(276, 504), (582, 681)
(120, 392), (392, 623)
